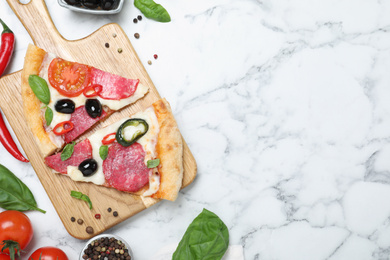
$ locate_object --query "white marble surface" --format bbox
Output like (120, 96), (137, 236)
(1, 0), (390, 259)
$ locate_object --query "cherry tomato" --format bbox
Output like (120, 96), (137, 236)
(0, 254), (10, 260)
(29, 247), (68, 260)
(48, 58), (91, 97)
(0, 210), (33, 255)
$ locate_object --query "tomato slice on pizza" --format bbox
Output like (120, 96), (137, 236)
(21, 44), (148, 157)
(45, 99), (184, 202)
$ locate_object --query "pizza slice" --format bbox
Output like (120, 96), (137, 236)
(21, 44), (149, 157)
(44, 98), (184, 201)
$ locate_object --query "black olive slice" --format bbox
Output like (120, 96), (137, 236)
(55, 99), (76, 114)
(78, 159), (98, 177)
(85, 99), (102, 118)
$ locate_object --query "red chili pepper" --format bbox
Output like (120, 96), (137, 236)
(0, 21), (28, 162)
(53, 121), (74, 135)
(0, 112), (29, 162)
(83, 84), (102, 97)
(101, 132), (116, 145)
(0, 19), (15, 76)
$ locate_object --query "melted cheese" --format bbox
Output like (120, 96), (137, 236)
(67, 107), (161, 196)
(39, 54), (149, 147)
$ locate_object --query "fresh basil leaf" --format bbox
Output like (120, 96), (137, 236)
(99, 145), (108, 160)
(134, 0), (171, 23)
(0, 164), (46, 213)
(28, 75), (50, 105)
(61, 142), (75, 161)
(147, 158), (160, 168)
(45, 107), (53, 126)
(71, 190), (93, 209)
(173, 209), (229, 260)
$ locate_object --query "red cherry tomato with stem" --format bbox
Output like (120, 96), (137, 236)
(0, 210), (33, 259)
(29, 247), (68, 260)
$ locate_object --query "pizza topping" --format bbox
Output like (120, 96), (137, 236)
(53, 121), (74, 135)
(83, 84), (102, 97)
(101, 133), (116, 145)
(85, 99), (102, 118)
(147, 158), (160, 168)
(116, 118), (149, 147)
(78, 158), (98, 177)
(61, 141), (76, 161)
(90, 68), (139, 100)
(44, 139), (92, 174)
(48, 58), (91, 97)
(99, 145), (108, 160)
(103, 142), (150, 192)
(45, 107), (53, 126)
(54, 99), (76, 114)
(63, 106), (107, 143)
(28, 75), (50, 105)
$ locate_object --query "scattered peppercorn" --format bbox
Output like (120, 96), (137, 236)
(134, 33), (140, 39)
(113, 211), (118, 217)
(112, 33), (117, 38)
(118, 48), (123, 53)
(77, 219), (84, 225)
(148, 60), (152, 65)
(154, 54), (158, 59)
(95, 214), (101, 219)
(86, 226), (94, 234)
(137, 15), (142, 21)
(71, 217), (76, 222)
(133, 18), (138, 23)
(107, 207), (112, 212)
(105, 43), (109, 48)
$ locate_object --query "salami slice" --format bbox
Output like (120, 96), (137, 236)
(90, 68), (140, 100)
(103, 142), (150, 192)
(63, 105), (107, 143)
(45, 139), (93, 174)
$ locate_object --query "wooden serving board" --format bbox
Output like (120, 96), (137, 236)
(0, 0), (196, 239)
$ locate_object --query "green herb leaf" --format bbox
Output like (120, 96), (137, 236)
(71, 190), (93, 209)
(28, 75), (50, 105)
(61, 142), (75, 161)
(0, 164), (46, 213)
(147, 158), (160, 168)
(45, 106), (53, 126)
(134, 0), (171, 23)
(99, 145), (108, 160)
(173, 209), (229, 260)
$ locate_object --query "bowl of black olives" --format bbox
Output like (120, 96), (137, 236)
(58, 0), (123, 14)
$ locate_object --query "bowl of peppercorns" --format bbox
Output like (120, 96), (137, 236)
(58, 0), (124, 14)
(80, 234), (133, 260)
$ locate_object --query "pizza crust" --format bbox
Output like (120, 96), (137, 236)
(151, 98), (184, 201)
(21, 44), (58, 157)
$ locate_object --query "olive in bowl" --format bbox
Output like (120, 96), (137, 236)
(80, 234), (133, 260)
(58, 0), (123, 14)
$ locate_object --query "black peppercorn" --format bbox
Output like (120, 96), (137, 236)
(137, 15), (142, 21)
(134, 33), (140, 39)
(133, 18), (138, 23)
(113, 211), (118, 217)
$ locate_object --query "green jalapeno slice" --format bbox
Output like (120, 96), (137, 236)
(115, 118), (149, 147)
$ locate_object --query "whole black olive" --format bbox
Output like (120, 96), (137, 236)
(101, 0), (118, 10)
(81, 0), (100, 9)
(55, 99), (75, 114)
(64, 0), (82, 6)
(78, 159), (98, 177)
(85, 99), (102, 118)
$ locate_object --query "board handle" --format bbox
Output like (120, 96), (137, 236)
(6, 0), (65, 50)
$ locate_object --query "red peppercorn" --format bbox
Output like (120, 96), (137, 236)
(154, 54), (158, 59)
(95, 214), (101, 219)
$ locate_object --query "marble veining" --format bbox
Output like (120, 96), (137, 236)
(1, 0), (390, 259)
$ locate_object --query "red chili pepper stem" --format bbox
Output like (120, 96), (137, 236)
(0, 19), (12, 34)
(0, 112), (29, 162)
